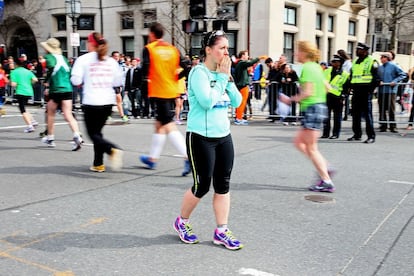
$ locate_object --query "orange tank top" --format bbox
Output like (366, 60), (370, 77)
(146, 40), (181, 99)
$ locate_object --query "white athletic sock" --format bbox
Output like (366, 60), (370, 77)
(47, 135), (55, 141)
(73, 132), (81, 138)
(168, 130), (187, 157)
(216, 225), (228, 233)
(149, 133), (166, 159)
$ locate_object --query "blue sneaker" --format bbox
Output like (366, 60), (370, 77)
(213, 229), (244, 250)
(308, 180), (335, 193)
(173, 217), (199, 244)
(140, 155), (156, 169)
(182, 160), (191, 176)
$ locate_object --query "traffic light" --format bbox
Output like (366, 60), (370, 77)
(212, 20), (228, 31)
(189, 0), (206, 18)
(182, 20), (198, 33)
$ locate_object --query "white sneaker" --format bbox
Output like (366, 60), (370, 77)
(72, 136), (83, 151)
(24, 126), (35, 133)
(109, 148), (123, 171)
(41, 136), (56, 148)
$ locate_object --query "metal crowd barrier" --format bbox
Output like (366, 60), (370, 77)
(247, 80), (302, 123)
(373, 82), (413, 127)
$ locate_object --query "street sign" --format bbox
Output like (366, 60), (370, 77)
(70, 33), (80, 47)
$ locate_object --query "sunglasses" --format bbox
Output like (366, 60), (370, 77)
(206, 30), (226, 47)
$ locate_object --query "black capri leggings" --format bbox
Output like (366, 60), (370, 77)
(15, 95), (31, 113)
(186, 132), (234, 198)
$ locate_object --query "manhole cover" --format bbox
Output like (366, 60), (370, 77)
(304, 194), (335, 203)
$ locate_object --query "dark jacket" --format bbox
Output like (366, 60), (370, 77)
(234, 58), (259, 88)
(124, 66), (143, 92)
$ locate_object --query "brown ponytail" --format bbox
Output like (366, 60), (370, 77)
(88, 32), (108, 61)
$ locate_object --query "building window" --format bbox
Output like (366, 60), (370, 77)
(376, 38), (390, 52)
(327, 38), (332, 63)
(283, 32), (294, 63)
(79, 38), (88, 56)
(398, 41), (411, 55)
(121, 12), (134, 29)
(56, 37), (68, 57)
(376, 0), (384, 8)
(284, 6), (296, 26)
(77, 15), (94, 30)
(217, 2), (238, 21)
(375, 19), (383, 33)
(316, 36), (321, 49)
(55, 15), (67, 31)
(328, 15), (334, 32)
(122, 37), (134, 57)
(316, 13), (322, 30)
(143, 9), (157, 28)
(347, 41), (354, 58)
(348, 21), (356, 36)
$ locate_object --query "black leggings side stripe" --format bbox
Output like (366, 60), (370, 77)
(187, 132), (199, 194)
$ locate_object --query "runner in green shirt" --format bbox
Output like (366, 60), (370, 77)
(10, 58), (38, 132)
(40, 38), (83, 150)
(280, 41), (335, 193)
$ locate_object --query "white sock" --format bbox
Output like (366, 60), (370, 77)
(149, 133), (166, 159)
(168, 130), (187, 157)
(48, 135), (55, 140)
(73, 132), (81, 138)
(216, 225), (228, 233)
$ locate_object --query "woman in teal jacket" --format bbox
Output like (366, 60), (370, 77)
(173, 30), (243, 250)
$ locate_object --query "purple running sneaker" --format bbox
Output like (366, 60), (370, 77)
(308, 180), (335, 193)
(173, 217), (199, 244)
(213, 229), (244, 250)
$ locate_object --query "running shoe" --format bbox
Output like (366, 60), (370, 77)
(109, 148), (123, 171)
(24, 126), (35, 133)
(234, 119), (248, 126)
(72, 136), (83, 151)
(89, 165), (105, 173)
(122, 115), (129, 123)
(308, 180), (335, 193)
(173, 216), (199, 244)
(140, 155), (156, 169)
(41, 136), (56, 148)
(182, 160), (191, 176)
(213, 229), (244, 250)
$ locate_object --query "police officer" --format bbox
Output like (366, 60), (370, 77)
(321, 55), (350, 139)
(347, 42), (380, 144)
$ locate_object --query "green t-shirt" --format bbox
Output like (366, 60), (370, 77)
(10, 67), (36, 96)
(299, 61), (326, 111)
(45, 54), (73, 93)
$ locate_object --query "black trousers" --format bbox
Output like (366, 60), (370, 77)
(82, 105), (119, 166)
(377, 93), (396, 130)
(323, 93), (343, 137)
(351, 86), (376, 139)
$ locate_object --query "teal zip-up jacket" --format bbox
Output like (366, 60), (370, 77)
(187, 64), (242, 138)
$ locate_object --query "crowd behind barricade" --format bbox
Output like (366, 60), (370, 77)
(2, 42), (414, 136)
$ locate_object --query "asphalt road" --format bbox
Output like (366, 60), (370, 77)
(0, 104), (413, 276)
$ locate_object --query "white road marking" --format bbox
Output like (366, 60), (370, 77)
(388, 180), (414, 185)
(238, 268), (278, 276)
